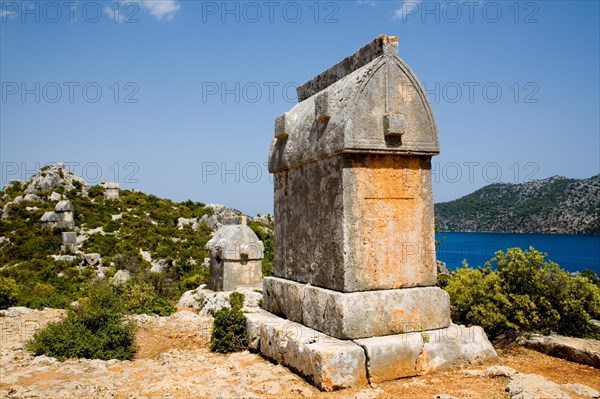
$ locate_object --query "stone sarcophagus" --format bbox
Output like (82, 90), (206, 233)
(248, 36), (497, 391)
(264, 35), (445, 337)
(206, 216), (264, 291)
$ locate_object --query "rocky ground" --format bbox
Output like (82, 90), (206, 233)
(1, 308), (599, 399)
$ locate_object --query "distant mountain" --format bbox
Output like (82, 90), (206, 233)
(434, 175), (600, 235)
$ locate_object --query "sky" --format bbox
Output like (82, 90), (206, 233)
(1, 0), (599, 216)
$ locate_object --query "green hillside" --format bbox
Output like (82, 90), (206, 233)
(435, 175), (600, 235)
(0, 164), (273, 312)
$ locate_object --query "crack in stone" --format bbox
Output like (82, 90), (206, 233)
(414, 336), (425, 374)
(353, 340), (372, 385)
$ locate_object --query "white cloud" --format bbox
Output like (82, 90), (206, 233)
(136, 0), (181, 22)
(393, 0), (423, 20)
(357, 0), (377, 6)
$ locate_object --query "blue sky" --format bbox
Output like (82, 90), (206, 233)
(1, 0), (598, 215)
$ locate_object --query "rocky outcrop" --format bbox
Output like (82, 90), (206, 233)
(24, 163), (89, 194)
(562, 383), (600, 398)
(252, 213), (273, 225)
(507, 373), (572, 399)
(202, 204), (243, 230)
(138, 249), (170, 274)
(463, 365), (599, 399)
(111, 270), (131, 285)
(518, 334), (600, 368)
(177, 285), (262, 316)
(176, 205), (245, 232)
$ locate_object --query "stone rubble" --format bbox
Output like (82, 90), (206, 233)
(561, 383), (600, 398)
(507, 373), (573, 399)
(518, 333), (600, 368)
(177, 285), (263, 316)
(111, 269), (131, 285)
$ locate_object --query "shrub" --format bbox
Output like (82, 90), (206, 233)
(26, 286), (136, 361)
(0, 277), (19, 309)
(0, 258), (91, 310)
(228, 291), (245, 310)
(445, 247), (600, 339)
(179, 273), (208, 293)
(210, 292), (247, 354)
(118, 281), (175, 316)
(104, 220), (120, 233)
(87, 185), (105, 199)
(436, 273), (452, 289)
(247, 221), (274, 277)
(84, 235), (119, 257)
(581, 269), (600, 287)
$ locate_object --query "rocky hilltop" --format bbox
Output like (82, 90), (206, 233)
(435, 175), (600, 235)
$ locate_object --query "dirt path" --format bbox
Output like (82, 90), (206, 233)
(1, 309), (598, 399)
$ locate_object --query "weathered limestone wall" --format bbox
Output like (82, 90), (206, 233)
(344, 154), (436, 290)
(209, 259), (262, 292)
(263, 277), (450, 339)
(273, 153), (435, 292)
(273, 155), (345, 291)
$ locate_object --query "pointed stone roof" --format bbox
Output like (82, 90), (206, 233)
(55, 200), (74, 212)
(40, 211), (59, 222)
(269, 35), (439, 173)
(206, 218), (264, 261)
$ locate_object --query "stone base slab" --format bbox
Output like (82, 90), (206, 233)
(263, 277), (451, 339)
(355, 325), (498, 383)
(246, 310), (498, 390)
(246, 310), (368, 391)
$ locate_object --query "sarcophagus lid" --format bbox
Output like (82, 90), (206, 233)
(269, 35), (439, 173)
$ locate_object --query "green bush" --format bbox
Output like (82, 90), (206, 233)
(87, 185), (105, 199)
(84, 234), (119, 257)
(581, 269), (600, 287)
(247, 221), (274, 277)
(0, 277), (19, 309)
(118, 281), (175, 316)
(444, 247), (600, 339)
(228, 291), (245, 310)
(112, 254), (145, 274)
(26, 286), (136, 361)
(436, 273), (452, 289)
(0, 258), (90, 309)
(210, 292), (247, 354)
(179, 272), (208, 293)
(104, 220), (120, 233)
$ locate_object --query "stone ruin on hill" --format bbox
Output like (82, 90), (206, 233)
(101, 180), (120, 201)
(206, 216), (264, 291)
(40, 200), (75, 229)
(246, 35), (498, 391)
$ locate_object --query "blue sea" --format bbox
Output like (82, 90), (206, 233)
(435, 232), (600, 275)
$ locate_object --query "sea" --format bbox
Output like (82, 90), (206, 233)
(435, 232), (600, 275)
